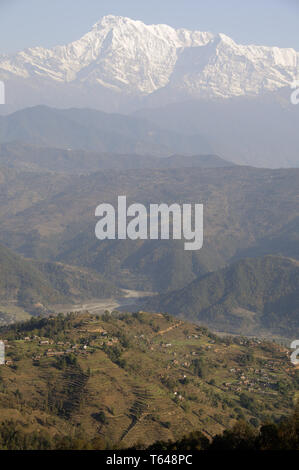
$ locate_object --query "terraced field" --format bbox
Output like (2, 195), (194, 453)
(0, 311), (297, 448)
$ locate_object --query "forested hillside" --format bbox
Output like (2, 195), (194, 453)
(144, 256), (299, 338)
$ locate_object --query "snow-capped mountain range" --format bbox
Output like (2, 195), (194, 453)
(0, 15), (298, 111)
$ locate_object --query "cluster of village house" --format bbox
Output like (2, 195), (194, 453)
(1, 339), (13, 365)
(2, 330), (121, 365)
(154, 334), (288, 397)
(222, 362), (285, 394)
(2, 325), (290, 399)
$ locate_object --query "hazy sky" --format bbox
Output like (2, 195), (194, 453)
(0, 0), (298, 54)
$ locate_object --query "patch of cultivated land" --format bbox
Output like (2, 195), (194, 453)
(0, 311), (297, 448)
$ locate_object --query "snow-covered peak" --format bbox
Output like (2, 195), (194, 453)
(93, 14), (145, 29)
(0, 15), (298, 106)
